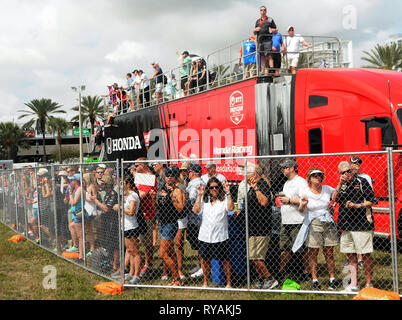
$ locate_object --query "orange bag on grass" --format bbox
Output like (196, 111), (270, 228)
(353, 288), (400, 300)
(62, 251), (80, 259)
(8, 235), (24, 242)
(94, 282), (124, 295)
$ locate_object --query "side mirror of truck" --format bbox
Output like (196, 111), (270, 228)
(368, 127), (383, 151)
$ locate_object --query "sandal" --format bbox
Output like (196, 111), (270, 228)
(167, 279), (184, 287)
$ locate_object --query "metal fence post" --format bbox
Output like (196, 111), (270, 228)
(51, 165), (59, 253)
(386, 148), (399, 292)
(243, 158), (251, 290)
(21, 169), (29, 238)
(119, 159), (125, 285)
(79, 164), (87, 263)
(35, 167), (43, 246)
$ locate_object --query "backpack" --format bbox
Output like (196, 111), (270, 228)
(163, 74), (168, 85)
(89, 247), (112, 274)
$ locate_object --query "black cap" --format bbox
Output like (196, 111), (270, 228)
(182, 51), (189, 56)
(350, 156), (363, 164)
(165, 166), (180, 178)
(132, 69), (138, 73)
(138, 70), (143, 73)
(280, 159), (298, 169)
(189, 164), (202, 175)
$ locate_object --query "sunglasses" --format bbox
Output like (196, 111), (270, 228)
(341, 169), (353, 175)
(96, 171), (104, 174)
(310, 174), (324, 178)
(209, 185), (220, 190)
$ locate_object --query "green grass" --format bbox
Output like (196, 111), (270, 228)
(0, 222), (361, 300)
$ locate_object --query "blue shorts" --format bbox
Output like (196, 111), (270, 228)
(159, 222), (178, 241)
(32, 208), (38, 219)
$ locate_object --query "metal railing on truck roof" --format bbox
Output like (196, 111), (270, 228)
(100, 35), (343, 119)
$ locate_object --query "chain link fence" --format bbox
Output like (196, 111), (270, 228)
(0, 152), (400, 295)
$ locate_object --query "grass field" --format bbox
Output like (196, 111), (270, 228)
(0, 222), (363, 300)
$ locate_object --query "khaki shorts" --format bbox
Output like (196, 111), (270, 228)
(306, 218), (339, 248)
(139, 217), (156, 246)
(340, 231), (374, 254)
(249, 236), (270, 260)
(280, 224), (303, 252)
(243, 63), (257, 79)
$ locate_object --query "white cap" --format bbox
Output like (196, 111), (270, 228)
(58, 170), (68, 176)
(308, 169), (324, 176)
(37, 168), (49, 176)
(287, 26), (294, 31)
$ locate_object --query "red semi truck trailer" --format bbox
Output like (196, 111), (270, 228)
(104, 68), (402, 239)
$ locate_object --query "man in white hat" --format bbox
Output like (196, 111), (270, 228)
(201, 162), (227, 185)
(284, 26), (312, 74)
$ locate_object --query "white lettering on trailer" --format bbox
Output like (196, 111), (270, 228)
(106, 136), (142, 154)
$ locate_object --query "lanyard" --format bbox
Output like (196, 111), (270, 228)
(259, 16), (268, 26)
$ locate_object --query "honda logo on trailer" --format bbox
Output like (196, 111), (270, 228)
(105, 136), (142, 155)
(229, 91), (244, 125)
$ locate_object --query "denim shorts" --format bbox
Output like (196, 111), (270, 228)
(32, 208), (38, 219)
(159, 222), (179, 241)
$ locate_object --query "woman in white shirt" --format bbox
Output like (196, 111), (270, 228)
(297, 168), (340, 290)
(121, 177), (142, 285)
(193, 177), (234, 288)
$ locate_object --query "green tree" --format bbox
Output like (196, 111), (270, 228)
(361, 42), (402, 71)
(0, 122), (29, 161)
(71, 96), (104, 134)
(47, 117), (71, 163)
(18, 98), (66, 163)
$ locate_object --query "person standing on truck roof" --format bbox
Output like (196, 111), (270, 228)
(177, 50), (192, 97)
(138, 70), (150, 109)
(201, 162), (227, 185)
(271, 28), (285, 76)
(277, 159), (311, 284)
(253, 5), (277, 76)
(284, 26), (313, 74)
(332, 161), (376, 292)
(123, 73), (135, 112)
(239, 36), (257, 80)
(150, 62), (164, 104)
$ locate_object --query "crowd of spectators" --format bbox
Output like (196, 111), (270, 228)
(99, 5), (314, 126)
(1, 154), (378, 291)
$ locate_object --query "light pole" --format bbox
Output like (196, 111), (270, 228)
(71, 85), (86, 163)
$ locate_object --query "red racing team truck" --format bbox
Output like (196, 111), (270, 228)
(104, 68), (402, 239)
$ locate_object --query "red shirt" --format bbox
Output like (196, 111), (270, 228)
(135, 179), (157, 219)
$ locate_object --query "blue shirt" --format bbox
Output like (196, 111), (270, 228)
(127, 78), (134, 91)
(242, 39), (256, 65)
(272, 32), (283, 52)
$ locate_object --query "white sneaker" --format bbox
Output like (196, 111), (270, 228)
(190, 268), (203, 278)
(189, 265), (201, 274)
(344, 284), (360, 293)
(161, 275), (168, 281)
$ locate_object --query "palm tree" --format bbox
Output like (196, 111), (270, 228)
(71, 96), (104, 134)
(361, 42), (402, 71)
(18, 98), (66, 163)
(0, 122), (29, 161)
(47, 117), (70, 163)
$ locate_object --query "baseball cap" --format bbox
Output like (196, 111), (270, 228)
(206, 161), (216, 169)
(280, 159), (298, 169)
(96, 121), (100, 125)
(189, 164), (203, 175)
(138, 70), (143, 73)
(58, 170), (68, 176)
(180, 162), (191, 170)
(151, 61), (158, 66)
(132, 69), (138, 73)
(37, 168), (49, 176)
(182, 51), (189, 56)
(68, 174), (81, 182)
(165, 166), (180, 178)
(350, 156), (363, 164)
(287, 26), (295, 31)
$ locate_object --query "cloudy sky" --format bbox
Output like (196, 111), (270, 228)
(1, 0), (401, 125)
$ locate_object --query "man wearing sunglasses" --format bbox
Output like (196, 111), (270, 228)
(332, 161), (376, 292)
(253, 6), (277, 76)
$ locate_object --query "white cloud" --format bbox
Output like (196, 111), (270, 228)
(105, 41), (147, 63)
